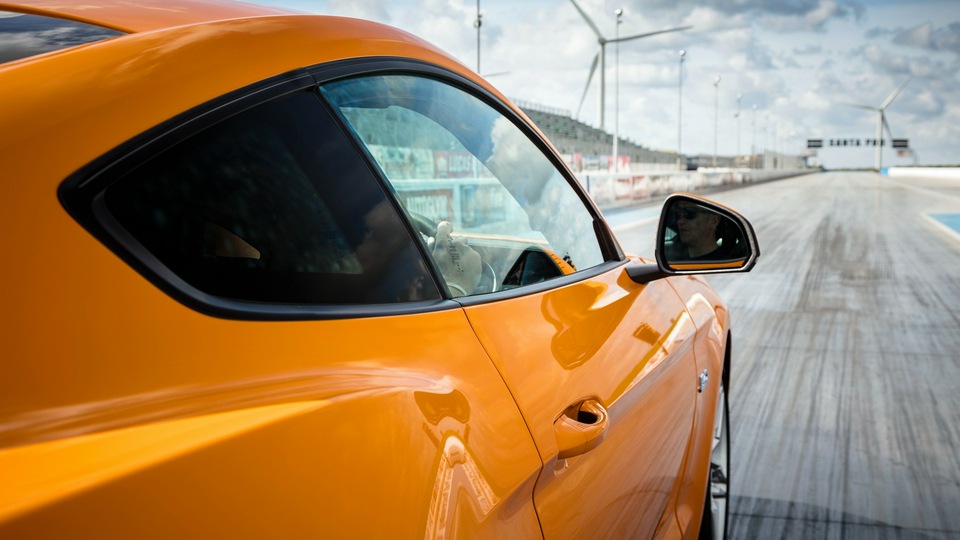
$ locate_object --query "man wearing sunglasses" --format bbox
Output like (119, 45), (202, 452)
(668, 201), (728, 261)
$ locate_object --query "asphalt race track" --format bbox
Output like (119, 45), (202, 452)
(612, 171), (960, 539)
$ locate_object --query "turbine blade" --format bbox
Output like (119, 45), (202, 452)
(576, 50), (600, 119)
(569, 0), (605, 41)
(837, 101), (879, 111)
(610, 25), (693, 44)
(880, 76), (912, 110)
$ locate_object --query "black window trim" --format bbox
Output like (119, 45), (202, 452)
(59, 67), (456, 321)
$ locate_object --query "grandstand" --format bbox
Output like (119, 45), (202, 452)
(514, 99), (681, 171)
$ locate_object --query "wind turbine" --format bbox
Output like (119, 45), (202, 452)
(569, 0), (690, 130)
(840, 77), (911, 171)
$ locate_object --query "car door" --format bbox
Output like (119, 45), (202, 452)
(319, 68), (702, 538)
(14, 79), (545, 538)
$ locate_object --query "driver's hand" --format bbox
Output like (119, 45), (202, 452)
(430, 221), (481, 297)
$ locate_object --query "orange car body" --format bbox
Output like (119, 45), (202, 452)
(0, 1), (736, 537)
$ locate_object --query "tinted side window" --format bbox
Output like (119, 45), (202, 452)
(104, 90), (440, 305)
(320, 75), (606, 298)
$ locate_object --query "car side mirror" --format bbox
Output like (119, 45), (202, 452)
(627, 193), (759, 284)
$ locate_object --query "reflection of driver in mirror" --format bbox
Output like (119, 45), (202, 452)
(666, 202), (744, 262)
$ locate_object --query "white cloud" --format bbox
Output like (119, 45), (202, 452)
(804, 0), (844, 31)
(862, 44), (911, 75)
(796, 90), (832, 112)
(323, 0), (391, 21)
(894, 21), (934, 49)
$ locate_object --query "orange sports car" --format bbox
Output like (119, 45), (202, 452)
(0, 1), (759, 538)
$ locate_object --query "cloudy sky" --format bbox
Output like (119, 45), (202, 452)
(249, 0), (959, 169)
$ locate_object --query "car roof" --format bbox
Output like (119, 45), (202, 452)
(0, 0), (295, 33)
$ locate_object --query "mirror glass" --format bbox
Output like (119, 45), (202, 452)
(660, 199), (750, 270)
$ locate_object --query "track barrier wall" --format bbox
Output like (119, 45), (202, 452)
(578, 169), (814, 211)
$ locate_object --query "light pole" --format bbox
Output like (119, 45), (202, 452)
(751, 104), (757, 168)
(474, 0), (482, 73)
(613, 8), (622, 173)
(764, 112), (770, 169)
(773, 122), (778, 169)
(677, 49), (685, 170)
(791, 130), (797, 169)
(713, 75), (721, 168)
(736, 93), (742, 168)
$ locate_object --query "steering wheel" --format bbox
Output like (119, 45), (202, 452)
(409, 212), (438, 239)
(476, 260), (498, 294)
(407, 212), (497, 294)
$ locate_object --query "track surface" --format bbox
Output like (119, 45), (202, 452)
(612, 172), (960, 539)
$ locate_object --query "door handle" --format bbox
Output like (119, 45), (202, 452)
(554, 399), (609, 459)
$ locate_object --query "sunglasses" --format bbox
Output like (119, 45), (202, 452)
(672, 207), (708, 220)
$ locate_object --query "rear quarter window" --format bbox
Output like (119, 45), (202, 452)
(76, 88), (441, 312)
